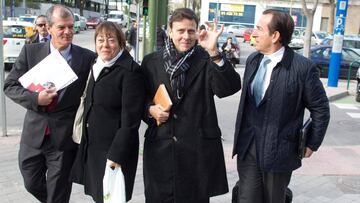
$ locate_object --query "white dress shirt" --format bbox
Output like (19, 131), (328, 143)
(260, 46), (285, 98)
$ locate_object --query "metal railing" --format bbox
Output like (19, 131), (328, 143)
(347, 60), (360, 90)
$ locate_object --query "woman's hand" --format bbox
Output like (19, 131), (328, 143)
(106, 159), (120, 169)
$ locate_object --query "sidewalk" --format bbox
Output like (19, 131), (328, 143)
(0, 79), (359, 203)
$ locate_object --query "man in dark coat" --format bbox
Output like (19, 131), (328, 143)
(127, 21), (137, 56)
(4, 5), (95, 203)
(232, 9), (330, 203)
(141, 8), (241, 203)
(26, 15), (51, 44)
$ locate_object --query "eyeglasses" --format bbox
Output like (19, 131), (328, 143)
(36, 24), (46, 27)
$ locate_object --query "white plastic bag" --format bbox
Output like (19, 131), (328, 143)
(103, 165), (126, 203)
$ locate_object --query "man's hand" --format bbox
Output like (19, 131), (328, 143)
(106, 159), (120, 169)
(198, 19), (224, 56)
(149, 104), (170, 125)
(38, 87), (57, 106)
(304, 147), (314, 158)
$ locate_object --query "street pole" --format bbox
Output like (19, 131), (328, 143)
(143, 15), (147, 56)
(216, 0), (219, 22)
(148, 0), (156, 53)
(328, 0), (349, 87)
(157, 0), (168, 26)
(135, 2), (140, 62)
(0, 0), (8, 137)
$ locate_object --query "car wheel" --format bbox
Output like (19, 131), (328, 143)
(4, 63), (13, 71)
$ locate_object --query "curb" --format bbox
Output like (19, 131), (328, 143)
(327, 90), (349, 102)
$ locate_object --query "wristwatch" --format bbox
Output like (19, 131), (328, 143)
(210, 52), (222, 62)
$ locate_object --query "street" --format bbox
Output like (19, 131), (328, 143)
(1, 29), (360, 202)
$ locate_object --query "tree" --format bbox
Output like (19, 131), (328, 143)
(301, 0), (319, 58)
(327, 0), (336, 34)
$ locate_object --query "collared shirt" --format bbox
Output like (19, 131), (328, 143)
(261, 46), (285, 98)
(39, 34), (51, 43)
(50, 42), (72, 64)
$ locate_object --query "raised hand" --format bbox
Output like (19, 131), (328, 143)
(198, 19), (224, 56)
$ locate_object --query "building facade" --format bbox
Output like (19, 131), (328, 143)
(200, 0), (360, 35)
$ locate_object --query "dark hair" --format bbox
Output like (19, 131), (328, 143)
(46, 4), (74, 26)
(263, 9), (294, 46)
(95, 21), (126, 50)
(35, 15), (47, 24)
(169, 8), (199, 29)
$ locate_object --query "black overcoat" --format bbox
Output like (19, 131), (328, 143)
(70, 50), (145, 202)
(141, 48), (241, 202)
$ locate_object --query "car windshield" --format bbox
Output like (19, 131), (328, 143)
(108, 14), (123, 19)
(343, 40), (360, 49)
(3, 25), (27, 38)
(88, 17), (98, 21)
(19, 17), (35, 23)
(316, 32), (330, 39)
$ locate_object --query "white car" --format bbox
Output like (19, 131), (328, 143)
(3, 20), (31, 71)
(302, 31), (330, 45)
(226, 24), (248, 37)
(107, 10), (128, 27)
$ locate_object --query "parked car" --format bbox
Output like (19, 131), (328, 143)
(3, 20), (29, 71)
(289, 34), (304, 50)
(243, 28), (254, 42)
(322, 35), (360, 55)
(249, 34), (255, 46)
(302, 31), (330, 45)
(356, 67), (360, 102)
(74, 14), (86, 31)
(218, 32), (240, 65)
(107, 10), (128, 27)
(86, 16), (103, 29)
(297, 45), (360, 79)
(80, 16), (87, 30)
(74, 14), (81, 33)
(226, 24), (248, 37)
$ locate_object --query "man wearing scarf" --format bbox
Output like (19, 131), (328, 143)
(141, 8), (241, 203)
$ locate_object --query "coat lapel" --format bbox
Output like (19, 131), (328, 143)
(182, 49), (206, 94)
(69, 45), (83, 75)
(154, 53), (172, 96)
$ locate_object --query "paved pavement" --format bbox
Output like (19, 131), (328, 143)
(0, 76), (359, 203)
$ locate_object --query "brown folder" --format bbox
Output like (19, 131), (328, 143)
(153, 84), (172, 125)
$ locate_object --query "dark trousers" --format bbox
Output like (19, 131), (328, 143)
(237, 141), (292, 203)
(19, 137), (76, 203)
(146, 196), (209, 203)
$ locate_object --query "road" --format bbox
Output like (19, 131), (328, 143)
(1, 29), (360, 202)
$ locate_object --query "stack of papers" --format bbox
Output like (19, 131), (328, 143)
(19, 49), (78, 92)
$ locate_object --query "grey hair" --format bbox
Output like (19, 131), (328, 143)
(46, 4), (74, 26)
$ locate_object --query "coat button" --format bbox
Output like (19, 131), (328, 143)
(173, 114), (178, 119)
(172, 136), (178, 142)
(86, 123), (89, 128)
